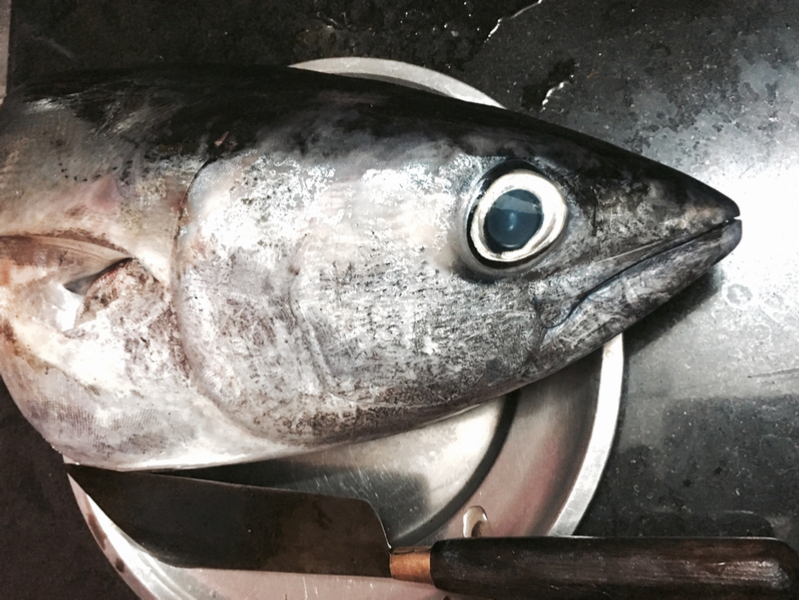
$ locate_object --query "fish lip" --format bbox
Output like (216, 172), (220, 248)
(625, 216), (742, 279)
(534, 217), (741, 378)
(607, 216), (742, 288)
(557, 217), (742, 327)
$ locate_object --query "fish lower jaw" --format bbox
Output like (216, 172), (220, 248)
(580, 218), (741, 320)
(537, 219), (741, 376)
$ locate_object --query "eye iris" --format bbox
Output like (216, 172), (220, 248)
(483, 189), (544, 252)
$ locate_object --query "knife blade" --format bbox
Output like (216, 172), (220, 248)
(66, 465), (798, 599)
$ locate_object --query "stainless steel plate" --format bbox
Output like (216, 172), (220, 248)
(69, 58), (624, 600)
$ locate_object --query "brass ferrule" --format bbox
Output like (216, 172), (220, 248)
(389, 546), (433, 585)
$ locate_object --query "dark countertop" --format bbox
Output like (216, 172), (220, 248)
(1, 1), (796, 597)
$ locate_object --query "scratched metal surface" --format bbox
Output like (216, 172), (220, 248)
(0, 1), (797, 598)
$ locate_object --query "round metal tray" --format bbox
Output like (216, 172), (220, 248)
(68, 58), (624, 600)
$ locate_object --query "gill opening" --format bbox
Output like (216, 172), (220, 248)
(64, 259), (131, 295)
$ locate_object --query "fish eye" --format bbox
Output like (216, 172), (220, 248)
(468, 169), (567, 267)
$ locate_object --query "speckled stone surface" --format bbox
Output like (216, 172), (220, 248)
(1, 1), (796, 598)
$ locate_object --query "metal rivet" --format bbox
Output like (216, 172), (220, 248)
(462, 505), (490, 538)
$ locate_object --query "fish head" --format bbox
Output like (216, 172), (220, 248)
(0, 67), (740, 466)
(175, 86), (740, 444)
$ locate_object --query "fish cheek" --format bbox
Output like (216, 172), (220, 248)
(293, 266), (545, 410)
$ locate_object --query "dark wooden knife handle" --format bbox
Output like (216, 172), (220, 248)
(428, 537), (798, 599)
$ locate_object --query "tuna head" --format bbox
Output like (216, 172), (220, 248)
(0, 67), (740, 469)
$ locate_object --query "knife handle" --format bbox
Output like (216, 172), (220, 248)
(417, 537), (798, 599)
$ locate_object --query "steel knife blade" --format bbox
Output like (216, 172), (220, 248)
(66, 465), (798, 599)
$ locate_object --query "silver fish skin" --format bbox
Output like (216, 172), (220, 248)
(0, 66), (740, 470)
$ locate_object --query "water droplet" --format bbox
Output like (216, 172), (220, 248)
(726, 283), (753, 305)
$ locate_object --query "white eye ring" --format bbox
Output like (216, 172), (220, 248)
(469, 170), (567, 265)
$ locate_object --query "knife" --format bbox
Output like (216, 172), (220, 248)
(66, 465), (798, 599)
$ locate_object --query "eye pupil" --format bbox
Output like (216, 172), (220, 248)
(484, 189), (544, 252)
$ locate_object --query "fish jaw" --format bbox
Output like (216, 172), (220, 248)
(514, 152), (742, 378)
(535, 219), (741, 378)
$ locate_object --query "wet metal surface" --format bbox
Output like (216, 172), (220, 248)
(0, 1), (797, 598)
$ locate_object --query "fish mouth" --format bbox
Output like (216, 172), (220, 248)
(574, 173), (743, 319)
(539, 217), (741, 370)
(587, 217), (742, 308)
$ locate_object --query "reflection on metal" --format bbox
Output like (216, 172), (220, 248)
(550, 334), (623, 535)
(175, 395), (516, 546)
(69, 58), (623, 600)
(462, 505), (491, 538)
